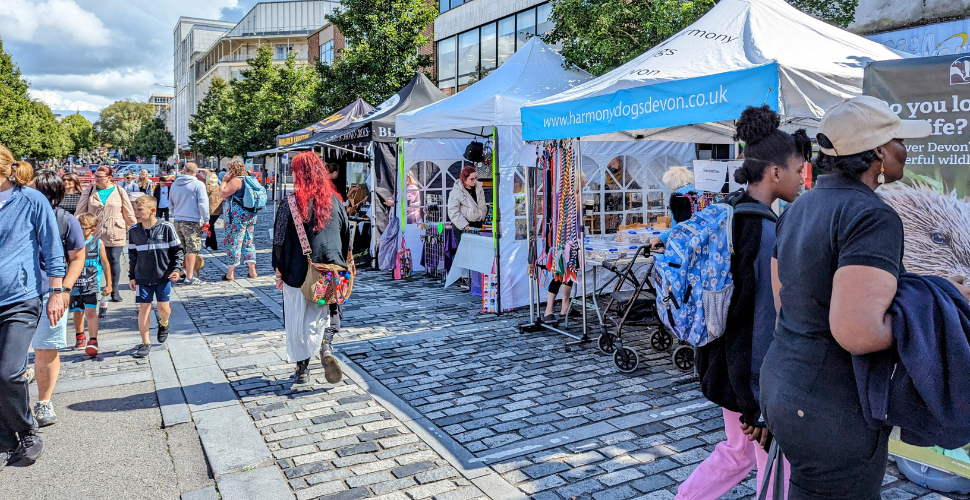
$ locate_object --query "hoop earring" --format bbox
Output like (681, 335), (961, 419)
(877, 160), (885, 184)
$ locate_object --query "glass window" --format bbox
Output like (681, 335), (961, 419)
(439, 0), (448, 13)
(319, 41), (334, 65)
(480, 23), (497, 76)
(497, 16), (515, 65)
(516, 9), (536, 49)
(275, 44), (293, 60)
(458, 29), (480, 91)
(537, 4), (553, 36)
(437, 36), (457, 95)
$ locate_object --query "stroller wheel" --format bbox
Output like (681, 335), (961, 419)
(597, 333), (616, 354)
(613, 347), (639, 373)
(651, 329), (673, 352)
(672, 345), (695, 371)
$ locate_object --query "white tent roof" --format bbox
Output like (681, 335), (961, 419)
(520, 0), (908, 142)
(396, 37), (591, 138)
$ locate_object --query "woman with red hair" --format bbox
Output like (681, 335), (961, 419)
(272, 151), (351, 385)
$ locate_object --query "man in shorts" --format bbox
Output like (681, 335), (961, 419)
(168, 162), (208, 285)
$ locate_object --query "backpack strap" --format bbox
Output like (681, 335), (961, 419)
(733, 203), (778, 223)
(287, 195), (312, 257)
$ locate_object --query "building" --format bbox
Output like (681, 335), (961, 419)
(851, 0), (970, 56)
(433, 0), (553, 95)
(149, 93), (174, 115)
(172, 1), (340, 157)
(308, 23), (343, 65)
(173, 17), (236, 156)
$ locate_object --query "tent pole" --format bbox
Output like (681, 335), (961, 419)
(368, 141), (378, 269)
(524, 158), (535, 323)
(398, 137), (405, 234)
(492, 126), (502, 315)
(577, 138), (588, 341)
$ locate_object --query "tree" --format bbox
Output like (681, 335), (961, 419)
(95, 100), (155, 155)
(132, 117), (176, 161)
(540, 0), (860, 77)
(62, 113), (97, 156)
(540, 0), (714, 76)
(0, 36), (40, 157)
(789, 0), (859, 28)
(315, 0), (437, 116)
(24, 101), (72, 161)
(223, 45), (280, 156)
(188, 77), (233, 164)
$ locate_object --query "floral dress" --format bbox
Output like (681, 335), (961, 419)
(223, 190), (257, 266)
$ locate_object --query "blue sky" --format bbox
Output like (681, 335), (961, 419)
(0, 0), (259, 123)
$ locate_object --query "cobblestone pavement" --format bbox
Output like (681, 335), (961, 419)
(177, 204), (963, 500)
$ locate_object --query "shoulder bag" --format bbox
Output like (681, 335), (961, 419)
(287, 195), (356, 305)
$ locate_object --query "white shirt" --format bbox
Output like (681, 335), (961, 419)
(0, 187), (13, 210)
(158, 186), (170, 209)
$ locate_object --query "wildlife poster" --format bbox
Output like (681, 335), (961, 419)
(864, 54), (970, 197)
(879, 184), (970, 478)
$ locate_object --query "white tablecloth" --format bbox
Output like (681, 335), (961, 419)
(444, 234), (495, 288)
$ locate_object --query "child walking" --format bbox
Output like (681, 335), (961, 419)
(72, 213), (112, 356)
(128, 195), (183, 358)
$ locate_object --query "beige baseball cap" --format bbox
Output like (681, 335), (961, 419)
(817, 96), (931, 156)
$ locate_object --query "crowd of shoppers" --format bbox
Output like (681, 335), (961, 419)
(76, 166), (136, 303)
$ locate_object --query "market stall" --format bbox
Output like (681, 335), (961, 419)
(291, 74), (448, 258)
(395, 38), (591, 312)
(275, 98), (374, 149)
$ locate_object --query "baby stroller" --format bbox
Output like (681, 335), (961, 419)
(596, 245), (695, 373)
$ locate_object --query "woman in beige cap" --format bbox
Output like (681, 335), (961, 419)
(757, 96), (968, 499)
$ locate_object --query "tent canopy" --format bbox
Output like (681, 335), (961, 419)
(275, 98), (374, 149)
(300, 73), (448, 148)
(396, 38), (591, 138)
(520, 0), (907, 142)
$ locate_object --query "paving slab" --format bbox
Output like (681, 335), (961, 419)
(217, 465), (294, 500)
(194, 403), (275, 476)
(178, 362), (240, 412)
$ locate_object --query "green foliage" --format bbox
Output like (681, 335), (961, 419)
(315, 0), (437, 115)
(788, 0), (859, 28)
(222, 45), (281, 156)
(132, 117), (175, 161)
(540, 0), (715, 76)
(0, 37), (40, 158)
(28, 101), (72, 161)
(95, 100), (155, 154)
(61, 113), (97, 156)
(188, 77), (233, 161)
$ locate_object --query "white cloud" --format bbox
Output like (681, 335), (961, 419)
(29, 69), (159, 98)
(28, 89), (110, 113)
(0, 0), (110, 47)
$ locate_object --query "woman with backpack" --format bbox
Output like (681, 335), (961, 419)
(219, 160), (258, 280)
(272, 152), (351, 385)
(675, 105), (810, 500)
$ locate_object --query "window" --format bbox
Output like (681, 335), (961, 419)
(480, 22), (497, 76)
(516, 9), (536, 49)
(319, 40), (334, 65)
(537, 4), (553, 36)
(275, 44), (293, 60)
(437, 36), (457, 95)
(458, 29), (480, 91)
(497, 16), (515, 65)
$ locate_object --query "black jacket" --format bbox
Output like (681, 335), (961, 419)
(128, 221), (184, 285)
(272, 194), (351, 289)
(696, 191), (776, 427)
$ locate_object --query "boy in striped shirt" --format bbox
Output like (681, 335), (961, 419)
(128, 195), (183, 358)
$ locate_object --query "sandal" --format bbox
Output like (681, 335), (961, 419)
(222, 274), (234, 281)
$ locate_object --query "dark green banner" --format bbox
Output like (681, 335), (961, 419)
(864, 54), (970, 197)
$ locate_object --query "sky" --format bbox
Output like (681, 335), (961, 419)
(0, 0), (261, 123)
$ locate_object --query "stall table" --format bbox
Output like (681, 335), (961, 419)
(444, 233), (494, 289)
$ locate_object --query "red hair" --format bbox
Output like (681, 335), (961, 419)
(459, 165), (477, 183)
(292, 151), (342, 231)
(96, 165), (113, 177)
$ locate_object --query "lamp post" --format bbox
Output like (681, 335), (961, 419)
(154, 83), (178, 170)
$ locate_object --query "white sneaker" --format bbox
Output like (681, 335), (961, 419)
(34, 401), (56, 427)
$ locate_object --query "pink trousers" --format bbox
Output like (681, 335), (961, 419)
(676, 408), (789, 500)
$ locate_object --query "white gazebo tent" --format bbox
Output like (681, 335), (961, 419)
(520, 0), (908, 143)
(395, 37), (591, 312)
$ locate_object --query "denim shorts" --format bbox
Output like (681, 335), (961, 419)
(136, 282), (172, 304)
(32, 293), (68, 350)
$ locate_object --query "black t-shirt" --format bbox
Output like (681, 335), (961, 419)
(465, 185), (478, 203)
(762, 173), (904, 403)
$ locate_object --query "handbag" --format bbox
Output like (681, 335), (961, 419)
(757, 439), (787, 500)
(287, 195), (355, 305)
(394, 236), (412, 280)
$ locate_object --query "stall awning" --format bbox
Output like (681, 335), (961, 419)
(520, 0), (908, 142)
(274, 98), (375, 149)
(248, 148), (280, 156)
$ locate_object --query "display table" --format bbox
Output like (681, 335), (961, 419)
(444, 234), (494, 289)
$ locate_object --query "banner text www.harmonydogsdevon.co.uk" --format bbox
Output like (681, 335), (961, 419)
(541, 86), (729, 129)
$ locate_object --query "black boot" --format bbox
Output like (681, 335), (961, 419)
(110, 291), (122, 302)
(294, 360), (310, 385)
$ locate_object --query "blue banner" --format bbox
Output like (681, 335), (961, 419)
(521, 63), (779, 141)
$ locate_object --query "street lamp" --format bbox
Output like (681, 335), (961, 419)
(154, 83), (177, 170)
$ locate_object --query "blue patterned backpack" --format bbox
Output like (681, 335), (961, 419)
(651, 195), (776, 346)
